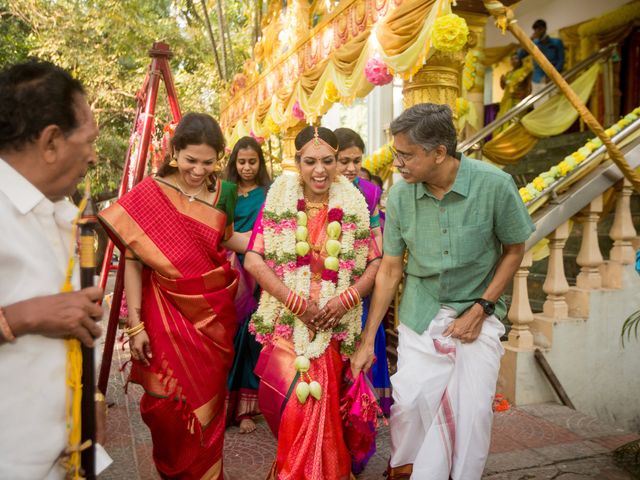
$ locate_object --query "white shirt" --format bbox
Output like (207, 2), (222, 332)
(0, 158), (79, 479)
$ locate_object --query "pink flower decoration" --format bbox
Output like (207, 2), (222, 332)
(292, 101), (305, 121)
(285, 261), (298, 272)
(263, 218), (278, 229)
(297, 254), (311, 266)
(248, 322), (257, 334)
(333, 331), (348, 341)
(255, 333), (273, 345)
(322, 269), (339, 283)
(265, 259), (277, 269)
(297, 199), (306, 211)
(365, 57), (393, 86)
(274, 265), (285, 278)
(342, 222), (357, 232)
(275, 324), (293, 338)
(354, 238), (369, 249)
(328, 208), (344, 222)
(250, 130), (265, 144)
(339, 259), (356, 271)
(279, 219), (297, 230)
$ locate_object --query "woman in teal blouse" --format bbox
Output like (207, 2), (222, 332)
(224, 136), (271, 433)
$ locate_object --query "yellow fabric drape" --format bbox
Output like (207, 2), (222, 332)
(378, 0), (447, 77)
(483, 63), (600, 165)
(521, 63), (600, 136)
(221, 0), (452, 136)
(482, 123), (538, 165)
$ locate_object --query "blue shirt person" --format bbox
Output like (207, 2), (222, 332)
(518, 19), (565, 84)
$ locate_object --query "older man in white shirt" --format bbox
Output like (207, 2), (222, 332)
(0, 60), (103, 479)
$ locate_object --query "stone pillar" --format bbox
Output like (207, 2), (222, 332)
(609, 179), (638, 264)
(575, 196), (604, 289)
(507, 250), (534, 350)
(402, 50), (464, 118)
(542, 221), (570, 318)
(280, 120), (307, 172)
(459, 12), (487, 134)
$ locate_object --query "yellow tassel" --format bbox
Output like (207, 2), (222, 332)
(62, 195), (88, 479)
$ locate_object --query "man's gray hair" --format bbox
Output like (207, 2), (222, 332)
(390, 103), (457, 156)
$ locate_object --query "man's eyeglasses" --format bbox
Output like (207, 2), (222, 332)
(388, 145), (415, 167)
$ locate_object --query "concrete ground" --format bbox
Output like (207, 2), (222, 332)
(95, 334), (639, 480)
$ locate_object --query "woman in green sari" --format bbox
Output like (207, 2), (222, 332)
(224, 136), (271, 433)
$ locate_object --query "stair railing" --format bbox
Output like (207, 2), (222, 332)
(458, 44), (617, 154)
(507, 118), (640, 351)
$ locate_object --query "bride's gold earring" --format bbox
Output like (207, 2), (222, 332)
(169, 157), (178, 167)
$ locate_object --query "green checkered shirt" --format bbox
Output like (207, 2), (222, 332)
(383, 153), (535, 334)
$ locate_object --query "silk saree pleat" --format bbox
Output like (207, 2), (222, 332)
(99, 177), (238, 479)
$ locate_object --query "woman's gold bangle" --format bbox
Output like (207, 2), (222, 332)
(124, 323), (145, 337)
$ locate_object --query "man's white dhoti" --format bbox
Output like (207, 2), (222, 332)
(389, 307), (505, 480)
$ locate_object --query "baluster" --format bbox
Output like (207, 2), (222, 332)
(576, 195), (604, 289)
(508, 250), (534, 349)
(609, 179), (637, 264)
(542, 221), (570, 318)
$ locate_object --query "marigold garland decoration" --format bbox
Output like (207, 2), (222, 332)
(519, 108), (639, 204)
(432, 13), (469, 53)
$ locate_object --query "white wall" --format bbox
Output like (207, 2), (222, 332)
(485, 0), (632, 47)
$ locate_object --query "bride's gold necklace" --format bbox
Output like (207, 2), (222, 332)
(304, 195), (329, 218)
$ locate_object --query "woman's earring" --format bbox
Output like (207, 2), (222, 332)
(169, 157), (178, 167)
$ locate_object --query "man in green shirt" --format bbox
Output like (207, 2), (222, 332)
(351, 103), (535, 479)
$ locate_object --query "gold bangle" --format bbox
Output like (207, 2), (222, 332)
(95, 392), (105, 402)
(124, 323), (145, 337)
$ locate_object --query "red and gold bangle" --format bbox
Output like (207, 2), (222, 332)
(339, 287), (362, 311)
(0, 306), (16, 342)
(285, 290), (308, 317)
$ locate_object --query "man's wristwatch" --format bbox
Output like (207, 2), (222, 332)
(474, 298), (496, 316)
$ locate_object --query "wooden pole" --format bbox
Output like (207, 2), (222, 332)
(483, 0), (640, 192)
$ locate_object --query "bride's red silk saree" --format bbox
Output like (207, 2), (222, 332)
(99, 177), (238, 479)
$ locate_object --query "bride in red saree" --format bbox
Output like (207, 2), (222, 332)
(99, 113), (247, 479)
(245, 126), (381, 479)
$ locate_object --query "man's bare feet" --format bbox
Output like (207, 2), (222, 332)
(239, 418), (257, 434)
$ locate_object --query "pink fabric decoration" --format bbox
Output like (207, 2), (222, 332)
(340, 370), (384, 473)
(365, 57), (393, 86)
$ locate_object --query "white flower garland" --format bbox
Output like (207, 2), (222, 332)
(251, 173), (370, 360)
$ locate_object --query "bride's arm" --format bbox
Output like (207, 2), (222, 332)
(244, 252), (320, 327)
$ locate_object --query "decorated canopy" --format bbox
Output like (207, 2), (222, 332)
(221, 0), (472, 143)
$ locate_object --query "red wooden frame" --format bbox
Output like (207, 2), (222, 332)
(97, 42), (181, 394)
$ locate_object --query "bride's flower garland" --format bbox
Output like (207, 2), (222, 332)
(249, 173), (371, 361)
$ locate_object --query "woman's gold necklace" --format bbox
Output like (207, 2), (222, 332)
(304, 196), (329, 218)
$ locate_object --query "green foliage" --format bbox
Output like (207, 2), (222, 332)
(621, 309), (640, 347)
(2, 0), (258, 197)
